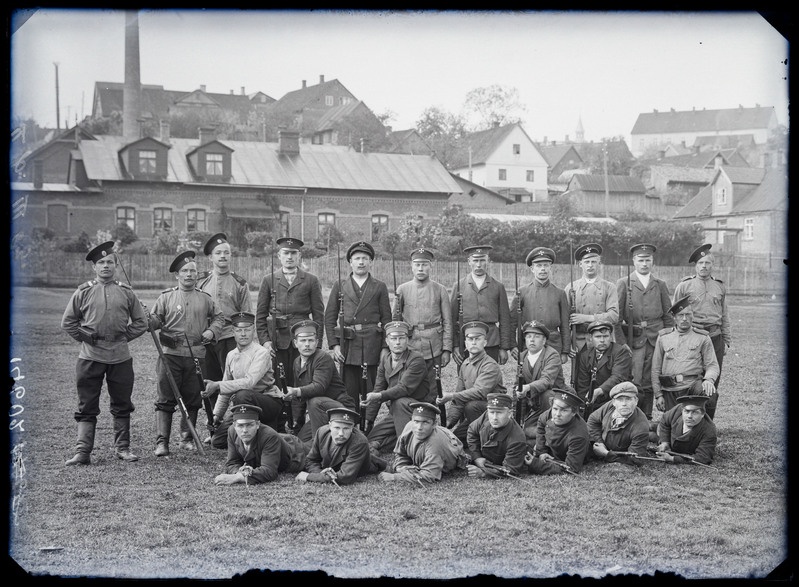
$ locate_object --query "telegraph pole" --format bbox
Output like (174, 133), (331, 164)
(603, 142), (610, 218)
(54, 62), (60, 130)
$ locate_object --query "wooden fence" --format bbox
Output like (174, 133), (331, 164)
(12, 253), (787, 296)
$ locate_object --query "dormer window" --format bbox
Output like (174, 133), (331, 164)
(716, 187), (727, 205)
(206, 153), (224, 176)
(139, 150), (157, 174)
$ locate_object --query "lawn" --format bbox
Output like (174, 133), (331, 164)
(7, 286), (788, 579)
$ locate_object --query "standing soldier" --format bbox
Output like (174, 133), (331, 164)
(563, 243), (619, 355)
(614, 243), (673, 419)
(256, 237), (324, 433)
(324, 241), (392, 432)
(148, 251), (225, 456)
(510, 246), (571, 365)
(671, 244), (730, 419)
(393, 247), (452, 400)
(61, 241), (148, 465)
(450, 245), (513, 366)
(197, 233), (252, 411)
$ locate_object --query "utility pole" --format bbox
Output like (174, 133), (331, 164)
(603, 142), (610, 218)
(54, 62), (60, 130)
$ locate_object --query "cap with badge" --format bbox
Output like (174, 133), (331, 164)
(203, 233), (228, 256)
(346, 241), (375, 261)
(688, 243), (712, 264)
(522, 320), (550, 339)
(574, 243), (603, 262)
(630, 243), (656, 257)
(86, 241), (116, 263)
(231, 312), (255, 328)
(463, 245), (492, 258)
(462, 321), (489, 337)
(486, 393), (513, 410)
(169, 250), (197, 273)
(409, 401), (440, 421)
(276, 237), (304, 251)
(609, 381), (639, 399)
(411, 247), (434, 262)
(230, 403), (263, 422)
(384, 321), (411, 336)
(291, 320), (319, 337)
(669, 295), (692, 315)
(587, 320), (613, 334)
(676, 394), (710, 408)
(526, 247), (555, 266)
(327, 407), (360, 425)
(551, 388), (585, 410)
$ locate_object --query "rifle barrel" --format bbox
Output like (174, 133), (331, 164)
(183, 332), (216, 435)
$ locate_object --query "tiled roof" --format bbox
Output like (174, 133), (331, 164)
(631, 106), (775, 135)
(78, 136), (460, 194)
(448, 123), (523, 169)
(270, 79), (352, 115)
(636, 149), (735, 169)
(568, 174), (646, 193)
(536, 144), (582, 167)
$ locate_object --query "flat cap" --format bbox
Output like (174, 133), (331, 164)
(86, 241), (116, 264)
(551, 388), (585, 410)
(522, 320), (550, 339)
(327, 407), (360, 425)
(486, 393), (513, 410)
(630, 243), (657, 257)
(276, 237), (304, 250)
(463, 245), (492, 257)
(231, 312), (255, 328)
(688, 243), (712, 264)
(291, 320), (319, 337)
(409, 402), (441, 421)
(609, 381), (639, 399)
(203, 233), (228, 255)
(347, 241), (375, 261)
(669, 295), (692, 315)
(169, 250), (197, 273)
(230, 403), (263, 422)
(411, 247), (434, 262)
(575, 243), (603, 261)
(587, 320), (613, 334)
(526, 247), (555, 266)
(462, 321), (489, 337)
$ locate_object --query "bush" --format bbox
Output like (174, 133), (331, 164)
(60, 231), (92, 253)
(110, 223), (139, 245)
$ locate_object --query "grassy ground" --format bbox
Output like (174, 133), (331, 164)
(7, 286), (787, 579)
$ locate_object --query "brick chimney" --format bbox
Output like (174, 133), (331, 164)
(278, 127), (300, 155)
(302, 80), (307, 89)
(122, 11), (142, 139)
(198, 126), (215, 145)
(200, 84), (206, 92)
(319, 74), (325, 84)
(714, 154), (723, 169)
(159, 120), (170, 142)
(241, 86), (245, 95)
(33, 159), (43, 189)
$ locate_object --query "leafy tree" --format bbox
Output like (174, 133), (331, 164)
(415, 106), (467, 168)
(581, 138), (636, 176)
(461, 85), (527, 131)
(81, 111), (123, 136)
(110, 223), (138, 245)
(167, 109), (240, 139)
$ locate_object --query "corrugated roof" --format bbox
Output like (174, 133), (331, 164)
(636, 149), (736, 169)
(78, 136), (460, 194)
(721, 166), (766, 184)
(631, 106), (775, 135)
(569, 174), (646, 193)
(314, 100), (365, 131)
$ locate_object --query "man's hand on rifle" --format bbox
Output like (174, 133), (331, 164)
(514, 383), (528, 399)
(261, 340), (275, 358)
(510, 347), (519, 361)
(285, 387), (301, 400)
(702, 380), (716, 396)
(362, 391), (381, 407)
(655, 396), (666, 412)
(466, 464), (487, 479)
(200, 329), (214, 345)
(538, 452), (554, 463)
(498, 349), (509, 365)
(202, 379), (220, 398)
(321, 468), (338, 483)
(238, 465), (254, 478)
(591, 388), (604, 403)
(440, 351), (451, 368)
(332, 345), (345, 363)
(560, 353), (569, 365)
(437, 392), (454, 406)
(569, 313), (593, 326)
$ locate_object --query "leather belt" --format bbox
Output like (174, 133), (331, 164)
(411, 321), (441, 331)
(658, 374), (700, 387)
(94, 335), (126, 342)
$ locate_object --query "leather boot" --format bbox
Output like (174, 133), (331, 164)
(113, 417), (139, 462)
(154, 410), (173, 457)
(65, 421), (95, 466)
(179, 410), (199, 451)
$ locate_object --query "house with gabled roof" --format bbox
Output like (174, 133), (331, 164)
(448, 174), (514, 211)
(448, 122), (549, 203)
(535, 143), (584, 183)
(386, 129), (435, 156)
(672, 165), (784, 258)
(561, 174), (664, 217)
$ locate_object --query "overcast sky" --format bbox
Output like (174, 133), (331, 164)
(10, 9), (789, 143)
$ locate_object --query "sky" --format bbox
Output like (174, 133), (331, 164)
(9, 9), (790, 143)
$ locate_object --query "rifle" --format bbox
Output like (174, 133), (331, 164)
(359, 345), (368, 432)
(513, 252), (525, 425)
(391, 251), (401, 318)
(584, 365), (598, 418)
(276, 361), (294, 430)
(483, 462), (534, 485)
(568, 241), (577, 387)
(183, 332), (216, 437)
(455, 247), (464, 360)
(626, 260), (634, 347)
(665, 450), (718, 470)
(116, 254), (205, 454)
(526, 451), (577, 475)
(428, 340), (447, 426)
(334, 242), (347, 376)
(613, 451), (668, 463)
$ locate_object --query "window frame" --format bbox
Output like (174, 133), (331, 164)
(187, 208), (207, 232)
(139, 150), (157, 175)
(498, 168), (507, 181)
(371, 214), (389, 242)
(116, 206), (136, 232)
(153, 207), (173, 234)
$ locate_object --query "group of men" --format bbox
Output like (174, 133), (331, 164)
(61, 232), (728, 482)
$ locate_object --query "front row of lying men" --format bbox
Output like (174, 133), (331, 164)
(211, 309), (717, 485)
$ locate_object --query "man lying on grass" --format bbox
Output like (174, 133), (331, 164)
(587, 381), (650, 465)
(465, 392), (527, 479)
(214, 404), (307, 485)
(525, 388), (590, 475)
(296, 407), (387, 486)
(378, 402), (469, 485)
(655, 394), (717, 466)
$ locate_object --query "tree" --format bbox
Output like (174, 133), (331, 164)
(415, 106), (467, 168)
(581, 138), (636, 176)
(461, 85), (527, 131)
(167, 109), (240, 139)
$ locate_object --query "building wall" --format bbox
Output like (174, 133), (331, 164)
(565, 190), (665, 217)
(631, 128), (772, 157)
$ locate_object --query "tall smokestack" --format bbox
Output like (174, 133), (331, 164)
(123, 11), (142, 139)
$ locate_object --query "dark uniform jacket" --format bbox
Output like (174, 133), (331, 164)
(657, 405), (718, 465)
(519, 346), (566, 420)
(587, 402), (650, 457)
(574, 342), (633, 409)
(324, 274), (392, 366)
(614, 273), (673, 349)
(256, 269), (324, 350)
(510, 280), (571, 354)
(533, 410), (590, 474)
(393, 422), (468, 483)
(455, 351), (507, 403)
(224, 424), (307, 484)
(305, 425), (376, 485)
(373, 349), (434, 404)
(393, 279), (452, 359)
(293, 349), (356, 409)
(466, 413), (528, 476)
(450, 274), (513, 351)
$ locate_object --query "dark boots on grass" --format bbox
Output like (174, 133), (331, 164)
(113, 416), (139, 462)
(179, 410), (199, 451)
(154, 410), (173, 457)
(65, 421), (95, 466)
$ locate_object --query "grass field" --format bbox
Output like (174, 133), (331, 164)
(7, 286), (788, 579)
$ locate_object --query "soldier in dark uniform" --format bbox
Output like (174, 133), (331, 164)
(671, 244), (730, 419)
(256, 236), (324, 433)
(61, 241), (148, 465)
(214, 404), (308, 485)
(510, 246), (571, 365)
(526, 388), (590, 475)
(614, 243), (673, 419)
(587, 381), (650, 464)
(652, 295), (719, 415)
(197, 233), (252, 414)
(148, 251), (225, 456)
(574, 320), (633, 417)
(450, 245), (513, 366)
(466, 393), (528, 478)
(655, 395), (717, 466)
(297, 407), (386, 486)
(324, 241), (392, 431)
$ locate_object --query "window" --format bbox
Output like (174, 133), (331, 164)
(205, 153), (224, 176)
(716, 187), (727, 205)
(498, 169), (507, 181)
(744, 218), (754, 240)
(526, 170), (534, 182)
(187, 209), (206, 232)
(371, 215), (389, 241)
(716, 219), (727, 244)
(153, 208), (172, 233)
(513, 144), (521, 155)
(139, 150), (157, 174)
(325, 95), (334, 106)
(117, 207), (136, 232)
(279, 212), (290, 237)
(318, 213), (336, 236)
